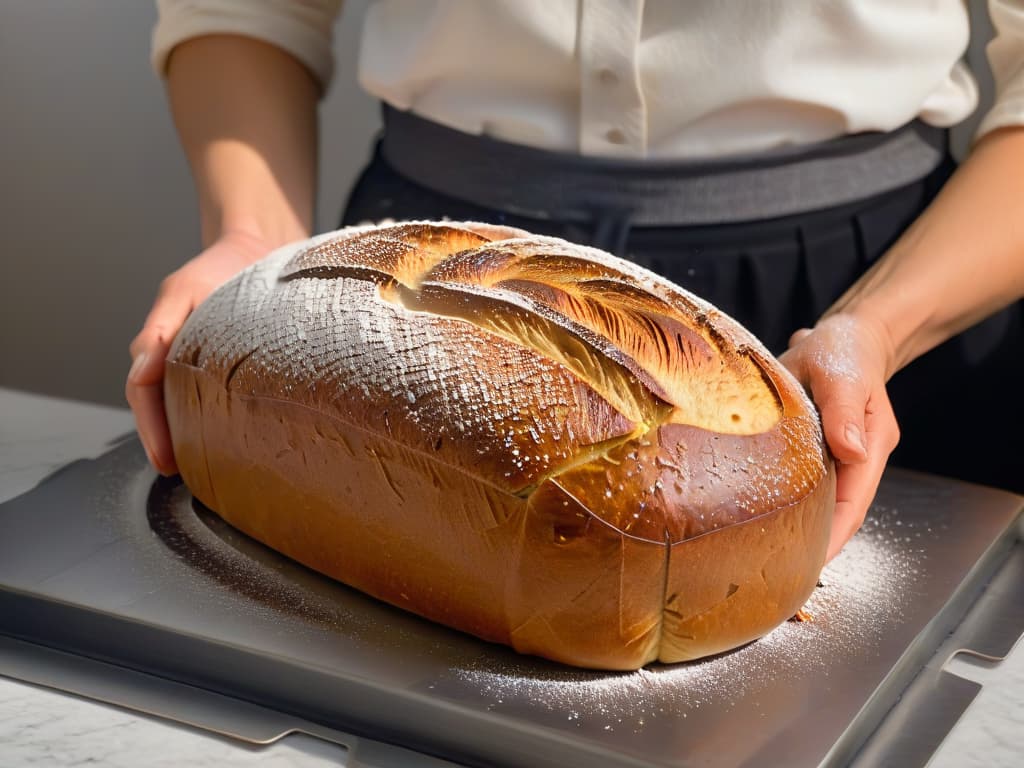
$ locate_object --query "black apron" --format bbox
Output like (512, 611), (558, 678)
(341, 107), (1024, 493)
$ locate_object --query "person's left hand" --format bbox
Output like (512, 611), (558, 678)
(779, 313), (900, 561)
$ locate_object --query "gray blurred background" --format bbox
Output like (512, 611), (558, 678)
(0, 0), (380, 406)
(0, 1), (996, 408)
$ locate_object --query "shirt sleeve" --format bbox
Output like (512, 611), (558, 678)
(976, 0), (1024, 137)
(152, 0), (343, 91)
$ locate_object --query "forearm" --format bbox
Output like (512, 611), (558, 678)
(166, 34), (319, 249)
(826, 126), (1024, 377)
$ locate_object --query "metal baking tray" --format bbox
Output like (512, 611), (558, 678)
(0, 439), (1020, 767)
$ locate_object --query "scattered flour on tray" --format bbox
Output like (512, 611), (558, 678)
(447, 507), (928, 729)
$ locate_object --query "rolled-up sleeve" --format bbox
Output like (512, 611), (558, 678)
(977, 0), (1024, 136)
(152, 0), (343, 91)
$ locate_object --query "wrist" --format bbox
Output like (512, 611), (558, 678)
(203, 208), (310, 255)
(843, 300), (916, 380)
(814, 309), (901, 382)
(823, 229), (942, 379)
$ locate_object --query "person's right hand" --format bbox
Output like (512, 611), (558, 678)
(126, 230), (273, 476)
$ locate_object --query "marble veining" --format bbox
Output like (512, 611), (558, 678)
(0, 679), (347, 767)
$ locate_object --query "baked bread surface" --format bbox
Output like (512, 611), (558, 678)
(165, 222), (834, 670)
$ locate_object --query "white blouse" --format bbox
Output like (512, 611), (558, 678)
(152, 0), (1024, 159)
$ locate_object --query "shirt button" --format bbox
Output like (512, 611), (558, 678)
(596, 68), (619, 86)
(605, 128), (627, 145)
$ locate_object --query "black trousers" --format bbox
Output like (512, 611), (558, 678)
(342, 143), (1024, 494)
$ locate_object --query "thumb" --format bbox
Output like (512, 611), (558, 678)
(128, 275), (195, 380)
(810, 376), (869, 465)
(126, 280), (195, 476)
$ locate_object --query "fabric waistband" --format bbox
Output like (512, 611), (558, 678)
(379, 105), (947, 226)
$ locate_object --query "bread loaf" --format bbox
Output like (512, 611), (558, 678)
(165, 222), (834, 670)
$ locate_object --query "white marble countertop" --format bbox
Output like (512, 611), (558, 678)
(0, 387), (1020, 767)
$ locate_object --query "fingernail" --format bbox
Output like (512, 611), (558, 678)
(129, 352), (148, 382)
(845, 423), (867, 455)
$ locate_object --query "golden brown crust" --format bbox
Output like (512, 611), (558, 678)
(166, 221), (834, 670)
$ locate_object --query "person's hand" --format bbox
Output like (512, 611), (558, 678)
(778, 313), (900, 561)
(126, 230), (273, 476)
